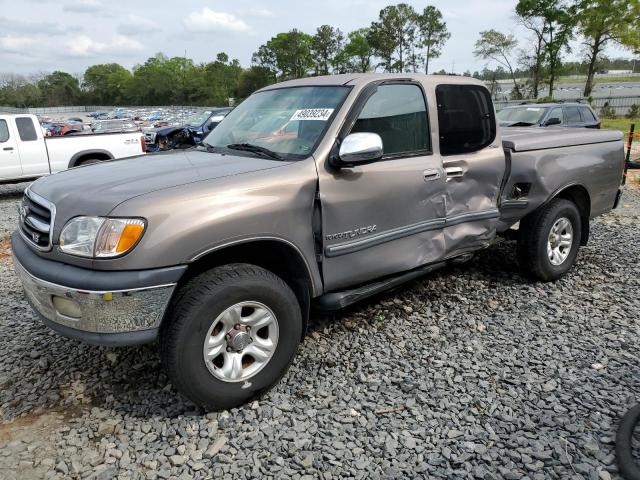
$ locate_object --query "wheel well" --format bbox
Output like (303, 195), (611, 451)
(70, 152), (112, 167)
(181, 240), (312, 338)
(554, 185), (591, 245)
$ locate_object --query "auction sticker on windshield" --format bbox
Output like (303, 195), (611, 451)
(290, 109), (334, 121)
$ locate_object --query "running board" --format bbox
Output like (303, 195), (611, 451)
(315, 261), (447, 311)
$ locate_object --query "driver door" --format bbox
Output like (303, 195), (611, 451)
(318, 82), (447, 291)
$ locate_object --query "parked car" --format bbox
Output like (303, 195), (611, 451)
(12, 74), (625, 410)
(497, 102), (601, 128)
(91, 119), (139, 134)
(87, 111), (107, 118)
(144, 108), (232, 151)
(0, 114), (146, 183)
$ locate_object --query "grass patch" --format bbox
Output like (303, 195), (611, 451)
(600, 118), (639, 135)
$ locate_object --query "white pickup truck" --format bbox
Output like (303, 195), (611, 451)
(0, 114), (146, 183)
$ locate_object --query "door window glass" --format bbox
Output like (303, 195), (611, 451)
(0, 120), (9, 143)
(548, 107), (564, 125)
(351, 84), (429, 156)
(580, 107), (597, 122)
(15, 117), (38, 141)
(565, 107), (582, 125)
(436, 84), (496, 155)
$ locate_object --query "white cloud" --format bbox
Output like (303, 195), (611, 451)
(183, 7), (250, 33)
(0, 17), (82, 35)
(65, 34), (143, 57)
(117, 15), (158, 35)
(63, 0), (103, 13)
(0, 35), (38, 53)
(241, 8), (275, 18)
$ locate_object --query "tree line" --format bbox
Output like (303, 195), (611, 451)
(0, 0), (638, 108)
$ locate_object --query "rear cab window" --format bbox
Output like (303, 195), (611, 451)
(351, 83), (430, 157)
(580, 107), (597, 122)
(15, 117), (38, 141)
(436, 84), (496, 155)
(564, 107), (583, 126)
(0, 120), (9, 143)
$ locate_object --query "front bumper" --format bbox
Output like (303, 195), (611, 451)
(11, 233), (186, 346)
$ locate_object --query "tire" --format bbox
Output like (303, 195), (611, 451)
(160, 263), (302, 410)
(517, 198), (582, 282)
(78, 158), (103, 166)
(616, 404), (640, 480)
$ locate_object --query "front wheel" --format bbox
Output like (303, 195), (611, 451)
(517, 198), (582, 282)
(161, 264), (302, 410)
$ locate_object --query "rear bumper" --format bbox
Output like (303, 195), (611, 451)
(12, 233), (186, 346)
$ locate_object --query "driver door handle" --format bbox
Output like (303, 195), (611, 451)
(445, 167), (464, 180)
(3, 147), (13, 151)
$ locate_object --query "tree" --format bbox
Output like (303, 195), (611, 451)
(37, 71), (81, 106)
(311, 25), (344, 75)
(416, 6), (450, 74)
(576, 0), (640, 97)
(337, 28), (374, 73)
(474, 30), (522, 99)
(252, 30), (314, 80)
(368, 4), (418, 72)
(83, 64), (132, 105)
(516, 0), (576, 97)
(236, 67), (275, 98)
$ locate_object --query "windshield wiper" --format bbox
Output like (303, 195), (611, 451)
(226, 143), (283, 160)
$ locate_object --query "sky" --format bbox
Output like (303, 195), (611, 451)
(0, 0), (634, 77)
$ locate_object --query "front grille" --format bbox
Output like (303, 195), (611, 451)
(19, 190), (55, 251)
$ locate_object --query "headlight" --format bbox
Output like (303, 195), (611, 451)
(59, 217), (146, 258)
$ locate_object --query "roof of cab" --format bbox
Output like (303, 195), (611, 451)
(258, 73), (487, 91)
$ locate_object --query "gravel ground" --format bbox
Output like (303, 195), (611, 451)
(0, 181), (638, 480)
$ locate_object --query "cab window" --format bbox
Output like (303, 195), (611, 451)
(565, 107), (582, 125)
(15, 117), (38, 141)
(0, 120), (9, 143)
(436, 84), (496, 155)
(351, 84), (429, 156)
(580, 107), (597, 122)
(547, 107), (564, 125)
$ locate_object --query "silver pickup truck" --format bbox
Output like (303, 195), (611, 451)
(12, 74), (625, 410)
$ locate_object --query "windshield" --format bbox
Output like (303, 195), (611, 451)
(188, 111), (213, 126)
(203, 86), (350, 159)
(497, 106), (547, 124)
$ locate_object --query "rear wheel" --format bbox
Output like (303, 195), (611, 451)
(160, 264), (302, 410)
(77, 158), (103, 166)
(517, 198), (582, 282)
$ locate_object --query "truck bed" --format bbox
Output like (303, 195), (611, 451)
(501, 127), (622, 152)
(499, 128), (625, 231)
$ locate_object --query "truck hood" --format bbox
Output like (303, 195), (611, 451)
(30, 149), (288, 219)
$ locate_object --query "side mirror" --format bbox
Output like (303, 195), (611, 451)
(334, 133), (383, 168)
(207, 115), (226, 131)
(545, 117), (561, 126)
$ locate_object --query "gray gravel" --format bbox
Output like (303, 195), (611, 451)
(0, 181), (638, 480)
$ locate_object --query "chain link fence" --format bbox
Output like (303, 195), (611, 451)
(494, 96), (640, 117)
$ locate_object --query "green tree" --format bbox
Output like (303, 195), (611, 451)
(253, 30), (314, 80)
(416, 6), (450, 74)
(83, 63), (132, 105)
(311, 25), (344, 75)
(474, 30), (522, 99)
(37, 71), (81, 106)
(337, 28), (374, 73)
(576, 0), (640, 97)
(236, 67), (275, 98)
(368, 4), (418, 72)
(516, 0), (576, 97)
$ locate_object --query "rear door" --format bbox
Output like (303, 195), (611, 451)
(579, 106), (600, 128)
(318, 81), (447, 291)
(13, 116), (49, 177)
(435, 83), (505, 257)
(0, 117), (22, 179)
